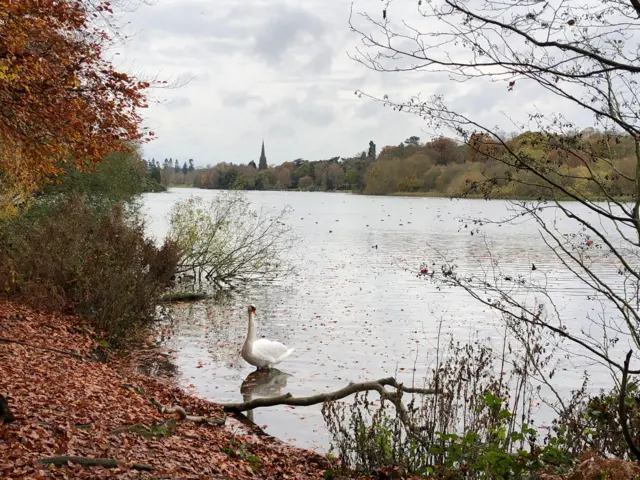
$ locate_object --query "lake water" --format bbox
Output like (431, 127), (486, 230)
(140, 188), (630, 452)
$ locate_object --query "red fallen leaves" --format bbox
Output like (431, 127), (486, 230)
(0, 299), (329, 479)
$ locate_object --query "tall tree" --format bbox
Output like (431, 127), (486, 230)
(0, 0), (153, 217)
(182, 162), (188, 175)
(404, 136), (421, 147)
(368, 141), (377, 159)
(248, 160), (257, 169)
(174, 159), (180, 173)
(350, 0), (640, 454)
(259, 141), (268, 170)
(188, 159), (195, 172)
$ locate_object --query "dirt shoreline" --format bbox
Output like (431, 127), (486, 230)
(0, 299), (332, 479)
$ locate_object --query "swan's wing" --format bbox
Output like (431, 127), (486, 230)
(253, 339), (291, 364)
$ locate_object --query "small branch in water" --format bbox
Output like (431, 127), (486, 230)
(159, 292), (210, 303)
(150, 397), (226, 425)
(221, 377), (436, 412)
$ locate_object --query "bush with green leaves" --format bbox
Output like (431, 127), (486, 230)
(0, 195), (178, 346)
(323, 327), (577, 479)
(168, 192), (296, 289)
(551, 377), (640, 462)
(39, 147), (165, 203)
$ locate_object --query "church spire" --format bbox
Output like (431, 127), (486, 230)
(258, 140), (267, 170)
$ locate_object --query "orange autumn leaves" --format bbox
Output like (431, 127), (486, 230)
(0, 0), (152, 216)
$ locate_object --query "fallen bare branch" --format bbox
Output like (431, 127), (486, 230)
(38, 455), (153, 471)
(0, 337), (84, 360)
(150, 397), (226, 426)
(221, 376), (436, 412)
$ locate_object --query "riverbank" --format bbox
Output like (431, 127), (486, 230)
(0, 299), (330, 479)
(170, 186), (631, 203)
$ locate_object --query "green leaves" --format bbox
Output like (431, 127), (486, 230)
(167, 192), (296, 288)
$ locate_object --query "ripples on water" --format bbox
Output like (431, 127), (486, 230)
(141, 188), (632, 452)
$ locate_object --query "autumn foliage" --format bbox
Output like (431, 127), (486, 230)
(0, 0), (152, 215)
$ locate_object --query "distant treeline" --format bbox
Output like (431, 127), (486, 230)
(154, 129), (637, 198)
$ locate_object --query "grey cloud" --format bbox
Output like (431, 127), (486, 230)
(252, 6), (325, 64)
(267, 123), (296, 138)
(131, 1), (249, 40)
(303, 47), (334, 74)
(127, 0), (341, 79)
(166, 96), (192, 110)
(258, 96), (335, 127)
(220, 90), (263, 108)
(353, 96), (383, 119)
(448, 78), (547, 118)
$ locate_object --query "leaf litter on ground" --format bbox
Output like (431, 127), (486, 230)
(0, 299), (333, 479)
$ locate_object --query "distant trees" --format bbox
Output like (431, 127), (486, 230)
(154, 157), (198, 186)
(326, 163), (345, 190)
(185, 129), (634, 198)
(146, 159), (162, 185)
(298, 176), (314, 189)
(404, 136), (421, 147)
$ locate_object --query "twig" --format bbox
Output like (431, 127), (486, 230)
(221, 376), (436, 412)
(150, 397), (226, 425)
(619, 350), (640, 462)
(38, 456), (153, 471)
(0, 337), (84, 360)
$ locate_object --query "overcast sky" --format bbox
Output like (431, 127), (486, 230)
(114, 0), (590, 167)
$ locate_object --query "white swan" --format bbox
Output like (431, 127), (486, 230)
(241, 305), (294, 369)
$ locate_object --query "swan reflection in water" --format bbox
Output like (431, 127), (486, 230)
(240, 368), (293, 421)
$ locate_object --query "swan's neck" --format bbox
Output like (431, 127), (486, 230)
(246, 312), (257, 344)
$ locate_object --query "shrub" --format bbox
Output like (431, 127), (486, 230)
(323, 326), (576, 478)
(554, 379), (640, 461)
(168, 192), (296, 288)
(0, 195), (178, 346)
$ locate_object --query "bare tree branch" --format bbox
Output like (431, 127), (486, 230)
(221, 377), (436, 413)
